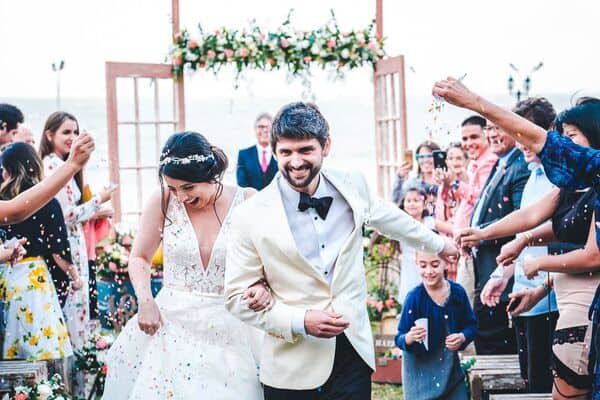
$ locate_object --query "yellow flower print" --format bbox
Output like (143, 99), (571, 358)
(42, 326), (54, 338)
(6, 342), (18, 359)
(25, 310), (34, 325)
(39, 351), (54, 360)
(28, 266), (50, 292)
(43, 303), (52, 312)
(28, 335), (39, 346)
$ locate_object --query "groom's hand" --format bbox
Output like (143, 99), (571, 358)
(439, 238), (460, 265)
(304, 310), (349, 338)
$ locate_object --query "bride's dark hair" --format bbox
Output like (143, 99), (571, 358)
(158, 131), (228, 224)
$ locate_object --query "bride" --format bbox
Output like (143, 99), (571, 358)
(103, 132), (269, 399)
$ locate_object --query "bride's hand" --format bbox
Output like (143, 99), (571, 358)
(138, 299), (162, 335)
(243, 280), (274, 312)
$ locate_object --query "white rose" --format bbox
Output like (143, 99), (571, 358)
(244, 36), (254, 45)
(217, 37), (227, 46)
(37, 384), (52, 400)
(341, 49), (350, 59)
(311, 44), (320, 55)
(301, 40), (310, 49)
(319, 50), (328, 58)
(217, 53), (225, 60)
(185, 53), (198, 62)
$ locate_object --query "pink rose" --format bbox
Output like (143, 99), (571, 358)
(174, 31), (183, 41)
(303, 56), (312, 63)
(121, 235), (132, 246)
(239, 47), (249, 58)
(367, 41), (378, 51)
(366, 297), (376, 306)
(280, 38), (289, 48)
(224, 48), (234, 58)
(15, 394), (28, 400)
(376, 301), (384, 312)
(108, 262), (118, 272)
(385, 298), (395, 308)
(96, 338), (108, 350)
(267, 58), (276, 66)
(173, 56), (183, 66)
(327, 39), (336, 49)
(103, 245), (113, 253)
(188, 40), (199, 49)
(259, 33), (266, 40)
(207, 49), (216, 59)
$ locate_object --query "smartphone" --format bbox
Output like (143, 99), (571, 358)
(403, 149), (414, 167)
(507, 297), (522, 312)
(433, 150), (447, 170)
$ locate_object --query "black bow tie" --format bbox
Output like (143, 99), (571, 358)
(298, 192), (333, 220)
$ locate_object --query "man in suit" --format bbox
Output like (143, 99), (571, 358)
(236, 112), (278, 190)
(466, 121), (529, 355)
(225, 102), (459, 399)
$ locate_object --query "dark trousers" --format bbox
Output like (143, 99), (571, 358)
(473, 293), (517, 355)
(263, 334), (372, 400)
(514, 312), (559, 393)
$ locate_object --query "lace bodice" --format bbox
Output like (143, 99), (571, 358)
(162, 188), (244, 294)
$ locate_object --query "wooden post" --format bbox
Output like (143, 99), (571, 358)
(172, 0), (186, 130)
(375, 0), (383, 40)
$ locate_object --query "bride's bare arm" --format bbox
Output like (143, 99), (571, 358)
(129, 190), (165, 302)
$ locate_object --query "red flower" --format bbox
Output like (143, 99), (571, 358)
(101, 364), (108, 375)
(385, 298), (395, 308)
(15, 393), (28, 400)
(173, 56), (183, 66)
(268, 58), (276, 66)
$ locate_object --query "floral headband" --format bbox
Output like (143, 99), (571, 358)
(159, 153), (214, 166)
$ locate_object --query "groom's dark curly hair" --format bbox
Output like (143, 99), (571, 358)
(270, 102), (329, 153)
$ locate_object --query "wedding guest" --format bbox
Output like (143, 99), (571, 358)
(396, 249), (476, 400)
(398, 187), (437, 302)
(434, 77), (600, 399)
(39, 111), (116, 351)
(0, 143), (75, 361)
(0, 103), (23, 147)
(0, 132), (94, 225)
(434, 142), (469, 281)
(14, 125), (36, 146)
(391, 140), (441, 213)
(458, 97), (559, 393)
(236, 112), (278, 190)
(453, 115), (497, 303)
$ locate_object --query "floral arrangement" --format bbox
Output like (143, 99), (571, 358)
(366, 285), (402, 321)
(169, 10), (385, 83)
(2, 374), (71, 400)
(95, 224), (162, 280)
(73, 333), (114, 397)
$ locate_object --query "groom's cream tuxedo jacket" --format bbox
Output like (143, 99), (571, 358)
(225, 169), (444, 390)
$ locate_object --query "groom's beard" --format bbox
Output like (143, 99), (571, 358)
(281, 162), (321, 189)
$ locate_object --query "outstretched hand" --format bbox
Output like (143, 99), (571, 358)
(67, 131), (95, 169)
(432, 77), (479, 110)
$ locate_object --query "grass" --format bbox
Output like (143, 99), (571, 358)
(373, 383), (403, 399)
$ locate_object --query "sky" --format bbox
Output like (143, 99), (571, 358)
(1, 0), (599, 101)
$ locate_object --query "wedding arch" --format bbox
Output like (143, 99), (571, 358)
(105, 0), (407, 222)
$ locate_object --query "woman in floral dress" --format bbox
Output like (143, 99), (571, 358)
(0, 143), (76, 361)
(39, 111), (115, 351)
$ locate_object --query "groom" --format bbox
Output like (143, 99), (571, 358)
(225, 102), (459, 399)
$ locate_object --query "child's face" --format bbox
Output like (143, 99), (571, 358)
(403, 190), (425, 219)
(416, 251), (445, 287)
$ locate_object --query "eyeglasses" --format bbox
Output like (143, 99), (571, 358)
(483, 126), (502, 134)
(256, 124), (270, 129)
(415, 154), (434, 160)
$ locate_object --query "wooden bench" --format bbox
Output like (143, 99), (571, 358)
(489, 394), (552, 400)
(0, 360), (48, 395)
(461, 354), (526, 400)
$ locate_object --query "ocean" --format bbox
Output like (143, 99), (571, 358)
(3, 92), (576, 223)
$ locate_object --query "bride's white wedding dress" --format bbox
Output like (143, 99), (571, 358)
(103, 189), (263, 399)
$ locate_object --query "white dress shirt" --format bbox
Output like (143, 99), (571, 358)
(277, 173), (355, 335)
